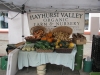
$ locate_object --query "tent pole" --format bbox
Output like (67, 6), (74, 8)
(21, 14), (24, 41)
(21, 4), (26, 41)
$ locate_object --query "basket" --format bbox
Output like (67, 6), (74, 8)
(52, 26), (73, 36)
(25, 39), (40, 43)
(30, 26), (46, 35)
(55, 48), (73, 53)
(37, 64), (46, 70)
(52, 26), (73, 41)
(36, 49), (53, 53)
(37, 69), (46, 75)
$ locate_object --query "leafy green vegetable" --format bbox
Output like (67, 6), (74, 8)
(34, 40), (54, 50)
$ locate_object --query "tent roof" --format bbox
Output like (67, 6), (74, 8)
(0, 0), (100, 13)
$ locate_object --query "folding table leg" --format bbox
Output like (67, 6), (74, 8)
(26, 67), (29, 73)
(61, 66), (68, 75)
(61, 66), (80, 75)
(61, 66), (64, 75)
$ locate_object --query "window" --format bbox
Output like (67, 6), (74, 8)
(0, 13), (8, 29)
(84, 13), (89, 30)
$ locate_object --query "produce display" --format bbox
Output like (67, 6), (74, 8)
(21, 26), (76, 53)
(41, 31), (54, 43)
(34, 40), (54, 50)
(25, 29), (44, 42)
(25, 26), (46, 43)
(22, 42), (35, 51)
(52, 26), (72, 42)
(30, 26), (46, 38)
(55, 39), (75, 49)
(53, 31), (72, 41)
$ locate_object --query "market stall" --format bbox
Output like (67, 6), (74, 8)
(6, 11), (86, 75)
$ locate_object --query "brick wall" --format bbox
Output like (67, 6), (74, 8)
(0, 33), (8, 56)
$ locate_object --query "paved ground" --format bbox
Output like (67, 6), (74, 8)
(0, 40), (8, 56)
(0, 65), (90, 75)
(83, 42), (92, 58)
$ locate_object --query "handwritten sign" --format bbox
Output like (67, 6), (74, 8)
(27, 12), (85, 33)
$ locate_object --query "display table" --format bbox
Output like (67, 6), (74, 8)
(18, 47), (77, 71)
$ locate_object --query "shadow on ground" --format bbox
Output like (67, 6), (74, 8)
(0, 64), (90, 75)
(16, 64), (80, 75)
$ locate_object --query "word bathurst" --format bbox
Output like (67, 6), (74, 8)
(30, 12), (83, 20)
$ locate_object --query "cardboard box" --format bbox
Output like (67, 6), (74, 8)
(72, 33), (87, 45)
(73, 37), (86, 45)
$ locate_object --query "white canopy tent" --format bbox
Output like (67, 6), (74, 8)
(0, 0), (100, 13)
(0, 0), (99, 75)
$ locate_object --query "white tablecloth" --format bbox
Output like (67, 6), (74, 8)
(18, 47), (77, 71)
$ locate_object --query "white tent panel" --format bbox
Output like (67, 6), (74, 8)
(6, 49), (20, 75)
(8, 11), (23, 44)
(8, 11), (30, 44)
